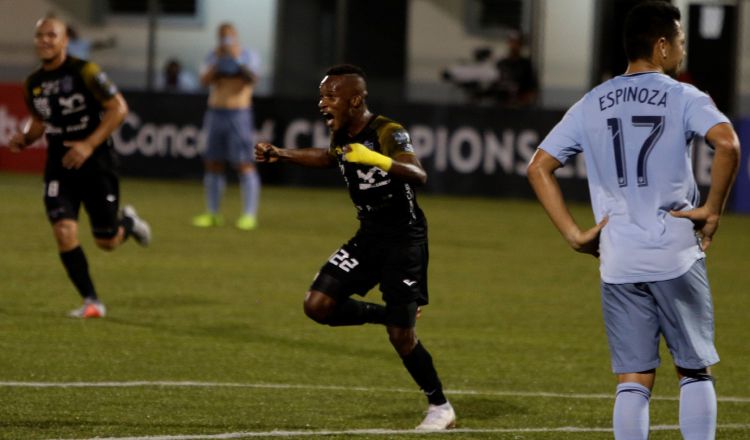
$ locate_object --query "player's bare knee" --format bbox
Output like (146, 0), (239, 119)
(95, 238), (118, 251)
(303, 301), (327, 324)
(387, 327), (417, 356)
(52, 221), (78, 250)
(205, 161), (225, 173)
(303, 291), (333, 324)
(237, 163), (256, 174)
(94, 227), (123, 251)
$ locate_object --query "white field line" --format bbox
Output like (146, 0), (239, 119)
(48, 424), (750, 440)
(2, 380), (750, 403)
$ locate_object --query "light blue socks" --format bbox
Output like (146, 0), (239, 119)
(204, 171), (226, 214)
(239, 170), (260, 216)
(204, 170), (259, 219)
(612, 378), (716, 440)
(679, 377), (716, 440)
(613, 382), (651, 440)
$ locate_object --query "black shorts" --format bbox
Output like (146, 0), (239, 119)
(311, 234), (429, 308)
(44, 169), (121, 239)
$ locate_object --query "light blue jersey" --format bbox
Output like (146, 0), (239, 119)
(539, 72), (729, 283)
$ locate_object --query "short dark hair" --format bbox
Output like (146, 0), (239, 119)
(325, 64), (367, 80)
(623, 1), (681, 62)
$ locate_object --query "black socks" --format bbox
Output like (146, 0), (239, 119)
(59, 246), (97, 300)
(325, 299), (387, 326)
(319, 298), (447, 406)
(401, 341), (447, 405)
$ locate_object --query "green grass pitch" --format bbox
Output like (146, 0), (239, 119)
(1, 171), (748, 439)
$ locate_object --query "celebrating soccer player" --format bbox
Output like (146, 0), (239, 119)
(527, 2), (740, 439)
(255, 64), (456, 430)
(9, 17), (151, 318)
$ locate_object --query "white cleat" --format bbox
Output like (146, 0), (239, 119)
(68, 300), (106, 319)
(123, 204), (151, 246)
(415, 401), (456, 431)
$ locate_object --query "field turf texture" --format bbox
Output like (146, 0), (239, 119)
(1, 171), (748, 439)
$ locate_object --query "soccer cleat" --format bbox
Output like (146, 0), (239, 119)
(123, 205), (151, 246)
(192, 213), (224, 228)
(415, 402), (456, 431)
(68, 300), (106, 319)
(235, 214), (258, 231)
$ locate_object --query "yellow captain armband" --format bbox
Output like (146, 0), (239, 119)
(344, 143), (393, 171)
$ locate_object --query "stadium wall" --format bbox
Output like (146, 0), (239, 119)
(1, 0), (747, 114)
(3, 86), (746, 212)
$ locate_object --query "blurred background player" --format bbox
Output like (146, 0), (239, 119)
(255, 64), (456, 431)
(192, 22), (261, 230)
(527, 2), (740, 439)
(9, 17), (151, 318)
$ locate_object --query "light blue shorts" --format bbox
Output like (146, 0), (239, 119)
(202, 108), (254, 165)
(601, 259), (719, 374)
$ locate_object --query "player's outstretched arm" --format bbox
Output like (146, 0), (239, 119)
(255, 142), (336, 168)
(528, 148), (607, 257)
(9, 115), (45, 152)
(670, 122), (740, 250)
(343, 143), (427, 185)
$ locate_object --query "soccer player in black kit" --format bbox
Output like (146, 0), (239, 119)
(9, 17), (151, 318)
(255, 64), (456, 430)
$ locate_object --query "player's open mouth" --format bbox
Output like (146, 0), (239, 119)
(322, 112), (334, 127)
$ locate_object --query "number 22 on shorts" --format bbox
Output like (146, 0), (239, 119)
(328, 248), (359, 273)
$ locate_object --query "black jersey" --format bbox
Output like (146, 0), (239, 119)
(23, 56), (120, 174)
(329, 115), (426, 241)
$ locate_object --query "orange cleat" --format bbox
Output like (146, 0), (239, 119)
(68, 301), (106, 319)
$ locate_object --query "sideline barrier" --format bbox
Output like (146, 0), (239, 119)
(0, 84), (47, 172)
(0, 86), (731, 206)
(114, 91), (581, 200)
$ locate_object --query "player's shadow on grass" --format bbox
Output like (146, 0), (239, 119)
(104, 315), (391, 360)
(120, 293), (218, 308)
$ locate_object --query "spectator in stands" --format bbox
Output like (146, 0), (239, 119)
(494, 31), (538, 107)
(192, 22), (262, 230)
(156, 58), (199, 92)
